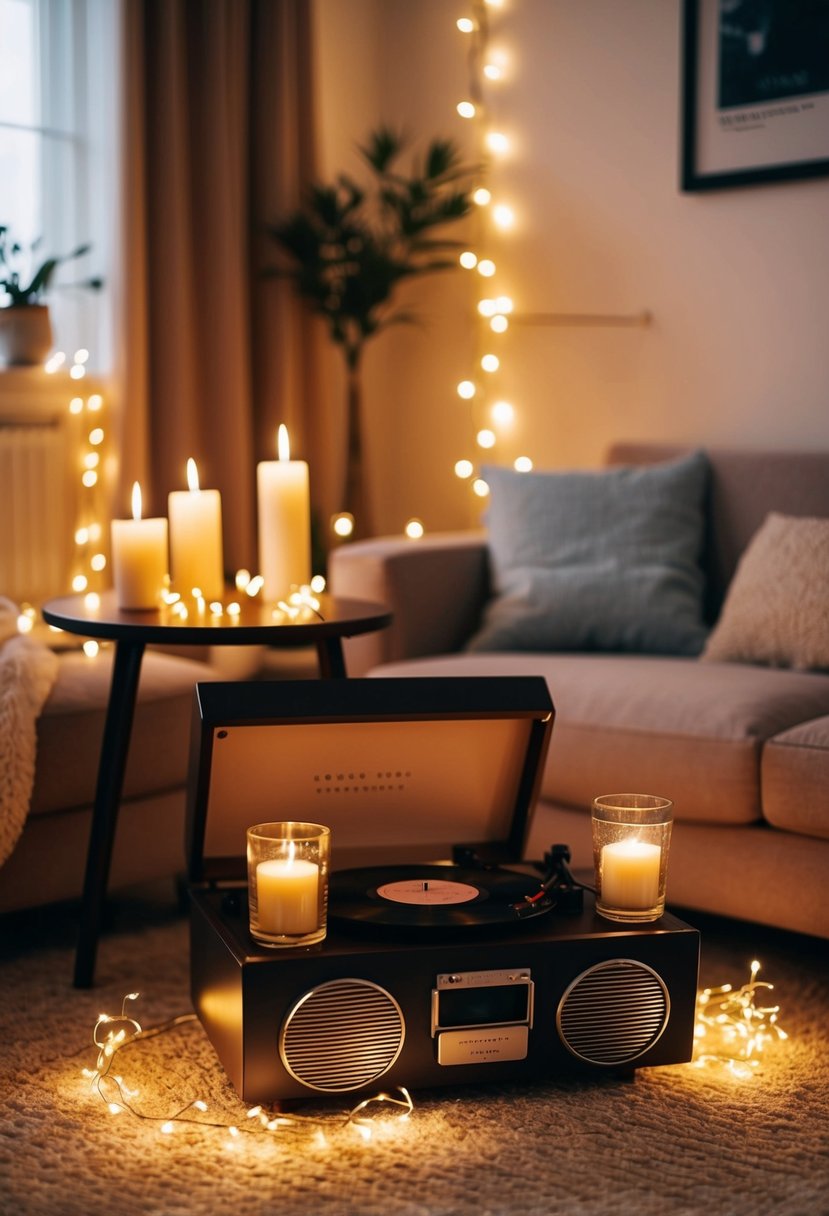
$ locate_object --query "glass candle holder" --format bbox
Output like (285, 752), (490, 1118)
(591, 794), (673, 923)
(247, 822), (330, 948)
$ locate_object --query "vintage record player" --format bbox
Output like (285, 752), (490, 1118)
(186, 677), (700, 1103)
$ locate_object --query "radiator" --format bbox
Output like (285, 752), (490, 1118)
(0, 420), (75, 604)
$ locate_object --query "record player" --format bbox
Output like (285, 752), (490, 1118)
(186, 677), (700, 1103)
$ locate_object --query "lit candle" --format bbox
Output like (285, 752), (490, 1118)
(600, 838), (661, 911)
(255, 847), (319, 935)
(168, 458), (224, 600)
(257, 424), (311, 602)
(110, 482), (168, 610)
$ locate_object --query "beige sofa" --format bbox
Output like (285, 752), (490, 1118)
(0, 647), (221, 914)
(329, 444), (829, 940)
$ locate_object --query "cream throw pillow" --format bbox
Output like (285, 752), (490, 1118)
(702, 512), (829, 671)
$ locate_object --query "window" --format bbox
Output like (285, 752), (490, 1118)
(0, 0), (118, 370)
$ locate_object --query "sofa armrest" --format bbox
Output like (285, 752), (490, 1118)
(328, 531), (490, 675)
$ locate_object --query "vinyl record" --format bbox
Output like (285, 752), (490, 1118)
(329, 864), (550, 932)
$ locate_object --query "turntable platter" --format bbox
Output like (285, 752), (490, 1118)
(329, 864), (550, 932)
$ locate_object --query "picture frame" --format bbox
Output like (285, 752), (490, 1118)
(681, 0), (829, 191)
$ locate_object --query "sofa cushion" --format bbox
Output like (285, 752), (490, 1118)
(702, 513), (829, 671)
(468, 451), (709, 656)
(30, 648), (219, 816)
(762, 716), (829, 840)
(370, 653), (829, 826)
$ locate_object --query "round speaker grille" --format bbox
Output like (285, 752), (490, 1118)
(279, 978), (405, 1092)
(557, 959), (670, 1066)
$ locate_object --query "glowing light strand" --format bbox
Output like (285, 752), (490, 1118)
(83, 993), (414, 1143)
(453, 1), (524, 503)
(692, 960), (788, 1078)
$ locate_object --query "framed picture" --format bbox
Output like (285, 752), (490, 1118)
(681, 0), (829, 191)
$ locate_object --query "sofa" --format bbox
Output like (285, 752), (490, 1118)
(0, 640), (276, 916)
(329, 443), (829, 940)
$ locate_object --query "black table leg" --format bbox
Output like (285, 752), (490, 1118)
(316, 637), (347, 679)
(73, 639), (146, 988)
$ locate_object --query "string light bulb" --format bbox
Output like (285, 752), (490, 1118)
(332, 512), (355, 538)
(485, 131), (510, 155)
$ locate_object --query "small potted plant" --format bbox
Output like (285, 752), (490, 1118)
(0, 226), (102, 366)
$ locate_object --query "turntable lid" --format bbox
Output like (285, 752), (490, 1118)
(185, 676), (554, 884)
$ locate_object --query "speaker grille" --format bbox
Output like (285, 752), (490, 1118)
(280, 978), (405, 1092)
(556, 959), (670, 1066)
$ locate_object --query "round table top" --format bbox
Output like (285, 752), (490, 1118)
(42, 590), (392, 647)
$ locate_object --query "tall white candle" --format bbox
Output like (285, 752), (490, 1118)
(256, 853), (319, 935)
(110, 482), (168, 610)
(168, 458), (224, 600)
(600, 838), (661, 910)
(257, 424), (311, 602)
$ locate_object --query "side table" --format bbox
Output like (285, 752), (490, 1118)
(41, 591), (392, 987)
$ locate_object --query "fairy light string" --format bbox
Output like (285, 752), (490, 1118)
(454, 0), (530, 513)
(692, 959), (788, 1078)
(83, 993), (414, 1143)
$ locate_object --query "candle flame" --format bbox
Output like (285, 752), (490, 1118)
(187, 458), (200, 492)
(131, 482), (142, 521)
(277, 424), (290, 462)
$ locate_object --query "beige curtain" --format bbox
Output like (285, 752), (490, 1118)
(115, 0), (331, 574)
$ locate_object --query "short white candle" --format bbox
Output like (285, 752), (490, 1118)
(110, 482), (168, 610)
(256, 853), (319, 935)
(168, 458), (224, 600)
(600, 838), (661, 910)
(257, 425), (311, 602)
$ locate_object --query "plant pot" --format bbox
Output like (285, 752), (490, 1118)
(0, 305), (53, 366)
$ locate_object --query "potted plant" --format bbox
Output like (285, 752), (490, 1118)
(0, 226), (102, 366)
(267, 126), (474, 537)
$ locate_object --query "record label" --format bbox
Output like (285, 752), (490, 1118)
(376, 879), (481, 906)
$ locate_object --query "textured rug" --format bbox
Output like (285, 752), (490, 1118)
(0, 891), (827, 1216)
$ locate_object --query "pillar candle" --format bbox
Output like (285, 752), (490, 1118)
(256, 855), (319, 935)
(600, 838), (661, 910)
(168, 458), (224, 600)
(257, 425), (310, 602)
(110, 482), (168, 610)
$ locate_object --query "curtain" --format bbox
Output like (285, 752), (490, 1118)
(116, 0), (332, 575)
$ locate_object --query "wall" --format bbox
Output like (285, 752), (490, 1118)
(313, 0), (829, 537)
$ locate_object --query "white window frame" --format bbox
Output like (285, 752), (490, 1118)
(0, 0), (119, 373)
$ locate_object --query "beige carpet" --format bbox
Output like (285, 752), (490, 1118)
(0, 890), (828, 1216)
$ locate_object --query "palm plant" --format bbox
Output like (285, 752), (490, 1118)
(267, 126), (474, 536)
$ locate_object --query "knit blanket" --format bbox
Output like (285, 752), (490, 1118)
(0, 598), (59, 867)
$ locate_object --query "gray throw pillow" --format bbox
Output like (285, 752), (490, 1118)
(467, 450), (710, 655)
